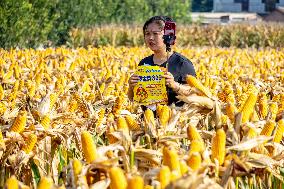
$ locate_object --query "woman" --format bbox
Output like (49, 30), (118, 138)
(128, 16), (196, 111)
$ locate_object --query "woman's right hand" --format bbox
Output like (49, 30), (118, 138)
(128, 74), (140, 88)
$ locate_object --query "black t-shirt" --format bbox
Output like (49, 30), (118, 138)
(138, 52), (196, 106)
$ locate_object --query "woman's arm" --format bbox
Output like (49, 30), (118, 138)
(127, 74), (139, 101)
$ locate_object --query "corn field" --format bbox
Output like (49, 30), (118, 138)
(68, 23), (284, 48)
(0, 46), (283, 189)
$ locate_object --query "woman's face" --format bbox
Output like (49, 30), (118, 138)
(144, 22), (165, 53)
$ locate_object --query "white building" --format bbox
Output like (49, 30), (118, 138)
(213, 0), (284, 13)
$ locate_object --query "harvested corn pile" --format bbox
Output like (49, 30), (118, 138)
(0, 47), (283, 188)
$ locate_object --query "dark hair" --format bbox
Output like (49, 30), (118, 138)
(143, 16), (174, 35)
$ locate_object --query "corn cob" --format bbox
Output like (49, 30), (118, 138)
(81, 131), (97, 163)
(68, 99), (78, 112)
(96, 108), (105, 127)
(5, 176), (19, 189)
(74, 93), (90, 118)
(38, 177), (53, 189)
(162, 147), (181, 174)
(211, 128), (226, 165)
(107, 126), (118, 144)
(117, 116), (129, 134)
(187, 152), (202, 171)
(144, 185), (154, 189)
(0, 85), (4, 100)
(189, 139), (204, 155)
(127, 176), (144, 189)
(22, 133), (37, 154)
(10, 110), (27, 133)
(109, 167), (127, 189)
(270, 102), (278, 121)
(0, 129), (3, 144)
(125, 115), (140, 131)
(273, 120), (284, 143)
(73, 158), (82, 184)
(187, 124), (203, 141)
(157, 166), (171, 189)
(260, 120), (276, 136)
(159, 105), (171, 127)
(99, 83), (105, 94)
(112, 96), (123, 116)
(28, 82), (36, 98)
(156, 104), (164, 118)
(246, 127), (258, 139)
(239, 92), (258, 123)
(81, 80), (91, 93)
(49, 93), (58, 111)
(258, 92), (268, 119)
(186, 75), (212, 97)
(144, 109), (155, 126)
(0, 101), (6, 116)
(41, 115), (51, 130)
(226, 102), (236, 122)
(179, 160), (189, 175)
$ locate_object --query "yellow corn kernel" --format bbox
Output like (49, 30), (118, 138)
(273, 120), (284, 143)
(10, 110), (27, 133)
(187, 124), (202, 141)
(38, 177), (53, 189)
(159, 106), (171, 127)
(211, 128), (226, 165)
(41, 115), (50, 130)
(109, 167), (127, 189)
(81, 131), (97, 163)
(187, 152), (202, 171)
(260, 120), (276, 136)
(186, 75), (212, 97)
(258, 93), (268, 119)
(22, 133), (37, 154)
(5, 176), (18, 189)
(127, 176), (144, 189)
(162, 147), (181, 174)
(117, 116), (129, 134)
(125, 115), (140, 131)
(239, 92), (258, 123)
(157, 166), (171, 189)
(189, 139), (204, 155)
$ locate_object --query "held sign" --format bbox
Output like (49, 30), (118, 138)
(133, 66), (168, 105)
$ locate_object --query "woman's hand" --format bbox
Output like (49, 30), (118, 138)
(162, 72), (179, 90)
(128, 74), (140, 88)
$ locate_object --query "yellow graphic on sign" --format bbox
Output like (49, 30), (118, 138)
(133, 66), (168, 105)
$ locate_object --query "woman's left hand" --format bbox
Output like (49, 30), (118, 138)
(162, 72), (178, 89)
